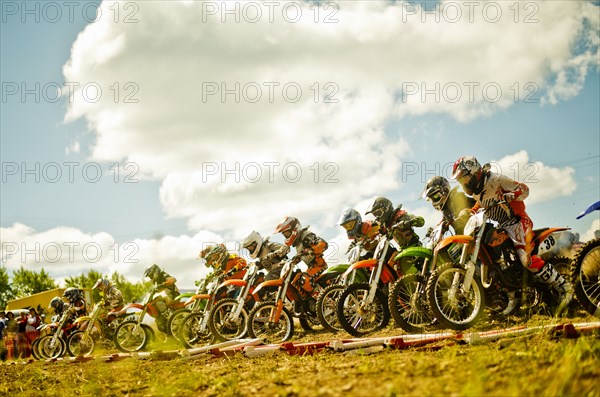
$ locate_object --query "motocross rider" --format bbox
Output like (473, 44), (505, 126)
(366, 197), (425, 275)
(199, 244), (247, 282)
(421, 176), (475, 235)
(274, 216), (328, 294)
(241, 231), (290, 282)
(92, 278), (125, 333)
(62, 287), (88, 316)
(452, 156), (574, 315)
(143, 264), (181, 323)
(337, 208), (380, 259)
(92, 278), (124, 311)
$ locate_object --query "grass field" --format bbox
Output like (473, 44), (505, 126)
(1, 312), (599, 397)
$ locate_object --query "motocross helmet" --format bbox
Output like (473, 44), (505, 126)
(241, 231), (263, 259)
(337, 209), (362, 239)
(49, 296), (64, 313)
(92, 278), (110, 292)
(366, 197), (394, 224)
(451, 156), (484, 195)
(144, 264), (161, 281)
(204, 244), (229, 269)
(62, 287), (84, 302)
(421, 176), (451, 211)
(274, 216), (301, 247)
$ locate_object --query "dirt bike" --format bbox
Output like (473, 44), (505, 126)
(315, 242), (371, 332)
(387, 221), (454, 332)
(427, 201), (571, 330)
(177, 270), (238, 348)
(65, 300), (130, 356)
(207, 263), (264, 341)
(247, 257), (341, 343)
(35, 305), (78, 359)
(112, 288), (176, 352)
(571, 200), (600, 317)
(167, 277), (212, 339)
(335, 233), (405, 337)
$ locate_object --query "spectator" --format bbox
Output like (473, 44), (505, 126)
(3, 312), (17, 360)
(0, 312), (6, 361)
(26, 308), (41, 353)
(17, 312), (30, 358)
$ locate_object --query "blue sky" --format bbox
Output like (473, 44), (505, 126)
(1, 1), (599, 288)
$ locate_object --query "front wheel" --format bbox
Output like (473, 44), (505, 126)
(389, 274), (434, 333)
(247, 301), (294, 343)
(208, 298), (249, 342)
(336, 283), (390, 337)
(167, 308), (192, 338)
(179, 312), (213, 349)
(571, 238), (600, 317)
(66, 331), (95, 357)
(113, 321), (149, 353)
(37, 334), (66, 359)
(317, 284), (345, 332)
(426, 263), (485, 331)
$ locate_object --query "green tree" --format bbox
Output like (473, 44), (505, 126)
(65, 269), (103, 289)
(65, 269), (104, 301)
(110, 271), (151, 303)
(11, 266), (57, 298)
(0, 265), (15, 309)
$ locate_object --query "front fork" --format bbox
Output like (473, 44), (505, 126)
(365, 242), (389, 306)
(450, 231), (484, 299)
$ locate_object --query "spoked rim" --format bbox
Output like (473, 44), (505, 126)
(210, 299), (248, 341)
(430, 266), (483, 326)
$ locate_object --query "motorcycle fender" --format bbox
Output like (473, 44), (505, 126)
(325, 264), (349, 274)
(395, 246), (433, 261)
(253, 279), (282, 296)
(73, 316), (92, 325)
(122, 303), (145, 311)
(218, 279), (248, 289)
(342, 259), (377, 278)
(175, 292), (195, 301)
(185, 294), (211, 306)
(435, 235), (474, 253)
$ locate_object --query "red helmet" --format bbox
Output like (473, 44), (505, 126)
(274, 216), (301, 246)
(451, 156), (484, 195)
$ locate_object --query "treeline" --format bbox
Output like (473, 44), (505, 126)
(0, 265), (150, 310)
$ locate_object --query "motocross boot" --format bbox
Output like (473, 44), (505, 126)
(534, 262), (573, 316)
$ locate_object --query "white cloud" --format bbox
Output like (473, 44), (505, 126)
(60, 0), (597, 239)
(492, 150), (577, 204)
(0, 223), (225, 289)
(582, 218), (600, 242)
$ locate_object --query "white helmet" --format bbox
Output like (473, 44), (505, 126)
(241, 231), (263, 259)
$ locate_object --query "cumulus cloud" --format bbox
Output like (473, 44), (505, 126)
(492, 150), (577, 204)
(60, 0), (597, 243)
(582, 218), (600, 242)
(0, 223), (225, 289)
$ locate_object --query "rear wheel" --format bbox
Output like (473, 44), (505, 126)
(208, 299), (249, 342)
(336, 283), (390, 337)
(66, 331), (95, 357)
(389, 274), (434, 333)
(113, 321), (149, 353)
(316, 284), (345, 332)
(427, 263), (485, 331)
(247, 301), (294, 343)
(571, 239), (600, 317)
